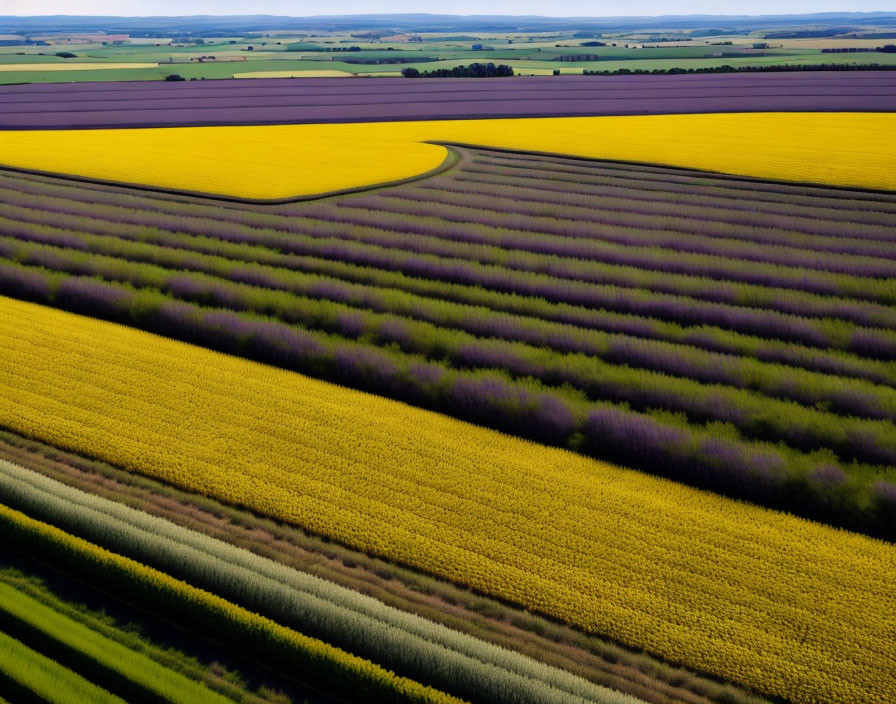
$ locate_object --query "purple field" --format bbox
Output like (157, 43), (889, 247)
(1, 71), (895, 129)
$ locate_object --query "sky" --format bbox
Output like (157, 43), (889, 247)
(1, 1), (892, 17)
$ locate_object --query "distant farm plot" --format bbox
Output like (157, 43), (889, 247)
(1, 72), (894, 128)
(233, 69), (356, 78)
(0, 62), (158, 71)
(0, 112), (893, 198)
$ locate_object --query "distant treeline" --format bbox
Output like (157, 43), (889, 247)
(402, 62), (514, 78)
(763, 28), (856, 38)
(583, 62), (896, 76)
(285, 45), (370, 52)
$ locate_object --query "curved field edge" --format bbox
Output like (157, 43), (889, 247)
(1, 296), (894, 704)
(0, 502), (464, 704)
(0, 113), (893, 198)
(0, 430), (771, 704)
(0, 457), (642, 704)
(0, 146), (461, 207)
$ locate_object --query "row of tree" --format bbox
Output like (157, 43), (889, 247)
(402, 62), (514, 78)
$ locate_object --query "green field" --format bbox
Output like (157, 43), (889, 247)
(2, 28), (894, 83)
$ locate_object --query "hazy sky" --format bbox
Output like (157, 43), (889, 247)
(2, 1), (891, 17)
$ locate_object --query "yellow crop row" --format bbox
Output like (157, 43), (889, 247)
(1, 295), (894, 704)
(0, 112), (893, 198)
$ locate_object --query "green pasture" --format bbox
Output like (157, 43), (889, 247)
(2, 30), (895, 83)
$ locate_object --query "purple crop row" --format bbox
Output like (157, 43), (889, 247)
(3, 71), (896, 129)
(4, 167), (895, 313)
(301, 201), (896, 307)
(5, 206), (896, 359)
(413, 178), (896, 245)
(5, 212), (894, 394)
(6, 227), (896, 429)
(451, 170), (896, 227)
(5, 200), (896, 358)
(4, 213), (893, 391)
(6, 191), (895, 331)
(12, 175), (896, 310)
(471, 153), (896, 211)
(2, 262), (895, 540)
(337, 195), (896, 279)
(4, 159), (894, 301)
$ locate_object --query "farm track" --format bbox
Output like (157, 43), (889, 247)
(1, 72), (895, 129)
(0, 146), (895, 535)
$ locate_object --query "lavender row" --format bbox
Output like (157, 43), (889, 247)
(5, 200), (895, 355)
(5, 207), (895, 358)
(450, 170), (896, 228)
(6, 191), (894, 330)
(404, 182), (896, 256)
(300, 202), (896, 308)
(470, 153), (896, 210)
(6, 227), (895, 427)
(11, 175), (896, 310)
(396, 181), (896, 260)
(2, 262), (894, 540)
(14, 95), (896, 131)
(4, 213), (892, 390)
(414, 177), (896, 244)
(336, 195), (896, 279)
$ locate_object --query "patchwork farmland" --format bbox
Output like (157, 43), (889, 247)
(0, 21), (894, 704)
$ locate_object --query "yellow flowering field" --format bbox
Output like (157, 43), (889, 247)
(0, 112), (893, 198)
(0, 295), (894, 704)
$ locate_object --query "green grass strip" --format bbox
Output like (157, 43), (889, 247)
(0, 580), (236, 704)
(0, 500), (464, 704)
(0, 629), (124, 704)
